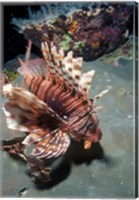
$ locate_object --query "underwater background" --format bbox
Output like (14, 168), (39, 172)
(1, 1), (138, 198)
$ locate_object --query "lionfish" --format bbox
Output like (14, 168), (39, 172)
(2, 40), (108, 159)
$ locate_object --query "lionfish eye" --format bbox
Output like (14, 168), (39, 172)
(63, 115), (68, 120)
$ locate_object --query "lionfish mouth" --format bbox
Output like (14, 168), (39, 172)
(2, 40), (109, 159)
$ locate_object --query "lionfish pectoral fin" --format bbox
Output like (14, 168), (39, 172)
(84, 140), (92, 149)
(2, 84), (59, 132)
(30, 129), (70, 159)
(22, 129), (47, 145)
(3, 84), (45, 132)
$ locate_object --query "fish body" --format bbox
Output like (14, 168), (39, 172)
(3, 41), (103, 159)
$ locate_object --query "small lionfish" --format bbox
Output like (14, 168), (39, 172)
(3, 40), (108, 159)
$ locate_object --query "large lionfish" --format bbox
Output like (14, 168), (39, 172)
(2, 41), (108, 159)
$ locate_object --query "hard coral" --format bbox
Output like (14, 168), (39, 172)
(12, 3), (133, 61)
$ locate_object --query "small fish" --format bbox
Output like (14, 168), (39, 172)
(2, 41), (108, 159)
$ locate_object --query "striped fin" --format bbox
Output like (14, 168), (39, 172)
(22, 129), (48, 144)
(42, 42), (83, 92)
(41, 42), (67, 85)
(22, 128), (57, 147)
(28, 129), (70, 159)
(2, 84), (64, 132)
(18, 40), (47, 78)
(62, 51), (75, 87)
(41, 42), (53, 65)
(41, 42), (57, 76)
(79, 70), (95, 96)
(72, 57), (83, 80)
(19, 41), (95, 99)
(63, 51), (74, 76)
(18, 58), (47, 77)
(63, 52), (83, 87)
(50, 42), (65, 65)
(22, 41), (92, 98)
(42, 42), (68, 80)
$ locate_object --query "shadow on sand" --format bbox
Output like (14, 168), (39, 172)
(32, 140), (105, 189)
(1, 138), (106, 190)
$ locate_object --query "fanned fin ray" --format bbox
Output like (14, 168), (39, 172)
(79, 70), (95, 96)
(18, 40), (47, 78)
(29, 129), (70, 159)
(18, 58), (47, 77)
(2, 84), (65, 132)
(22, 129), (48, 144)
(19, 41), (95, 99)
(42, 42), (87, 97)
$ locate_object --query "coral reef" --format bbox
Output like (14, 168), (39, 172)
(2, 68), (18, 82)
(11, 3), (133, 61)
(0, 73), (9, 87)
(99, 36), (134, 67)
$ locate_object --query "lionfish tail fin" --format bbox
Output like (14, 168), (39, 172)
(26, 129), (70, 159)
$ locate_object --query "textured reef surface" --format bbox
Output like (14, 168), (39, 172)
(1, 1), (137, 198)
(11, 2), (134, 61)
